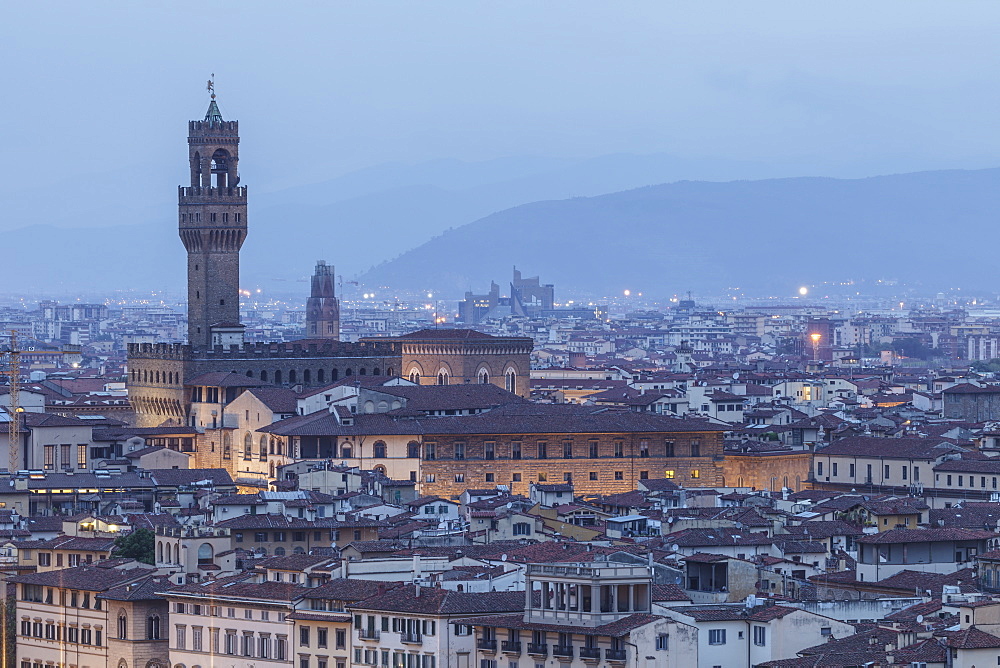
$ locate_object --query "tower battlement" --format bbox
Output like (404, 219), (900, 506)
(188, 119), (239, 135)
(178, 186), (248, 203)
(128, 340), (401, 362)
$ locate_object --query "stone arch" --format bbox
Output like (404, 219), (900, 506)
(289, 369), (297, 383)
(317, 368), (325, 383)
(407, 363), (423, 384)
(118, 609), (128, 639)
(117, 661), (128, 668)
(274, 370), (283, 384)
(360, 367), (367, 376)
(274, 546), (286, 556)
(332, 368), (339, 381)
(373, 464), (387, 475)
(345, 368), (353, 377)
(244, 432), (253, 459)
(386, 367), (393, 377)
(364, 401), (376, 414)
(197, 542), (213, 565)
(304, 369), (311, 384)
(157, 541), (163, 563)
(260, 370), (268, 382)
(293, 546), (305, 554)
(172, 543), (179, 564)
(373, 367), (381, 376)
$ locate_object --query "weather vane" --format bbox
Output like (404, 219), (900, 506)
(207, 73), (216, 100)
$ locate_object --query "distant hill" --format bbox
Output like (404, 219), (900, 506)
(359, 168), (1000, 296)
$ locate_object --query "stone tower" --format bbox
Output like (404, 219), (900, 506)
(306, 260), (340, 339)
(179, 94), (247, 347)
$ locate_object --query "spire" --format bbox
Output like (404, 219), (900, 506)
(204, 73), (223, 123)
(204, 99), (223, 124)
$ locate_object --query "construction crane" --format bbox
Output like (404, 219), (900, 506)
(2, 330), (21, 475)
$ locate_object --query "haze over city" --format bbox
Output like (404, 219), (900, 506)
(8, 6), (1000, 668)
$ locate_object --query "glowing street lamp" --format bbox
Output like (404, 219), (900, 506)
(809, 332), (821, 362)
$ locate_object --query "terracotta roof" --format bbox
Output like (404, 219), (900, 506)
(856, 528), (994, 544)
(350, 584), (525, 615)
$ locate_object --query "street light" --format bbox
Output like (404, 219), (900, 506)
(809, 332), (821, 362)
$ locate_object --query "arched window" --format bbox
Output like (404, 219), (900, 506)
(269, 462), (275, 478)
(273, 436), (281, 455)
(289, 370), (297, 383)
(386, 367), (393, 377)
(293, 546), (305, 555)
(373, 441), (387, 458)
(274, 370), (282, 384)
(360, 368), (367, 376)
(341, 445), (352, 459)
(259, 435), (267, 461)
(373, 368), (380, 376)
(317, 369), (325, 383)
(409, 370), (420, 384)
(364, 401), (375, 414)
(373, 465), (387, 475)
(304, 369), (311, 384)
(479, 369), (490, 384)
(197, 543), (213, 565)
(118, 612), (128, 639)
(147, 615), (161, 640)
(223, 431), (232, 459)
(332, 368), (339, 381)
(437, 371), (448, 386)
(260, 370), (268, 382)
(274, 547), (286, 556)
(244, 433), (253, 460)
(407, 441), (421, 459)
(505, 369), (516, 393)
(345, 368), (353, 377)
(157, 542), (163, 563)
(246, 370), (253, 378)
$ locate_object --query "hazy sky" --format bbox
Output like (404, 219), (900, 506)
(4, 1), (1000, 195)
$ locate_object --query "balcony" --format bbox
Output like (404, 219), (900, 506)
(527, 643), (548, 656)
(477, 639), (497, 652)
(606, 648), (627, 663)
(501, 641), (521, 654)
(401, 633), (423, 645)
(580, 647), (601, 661)
(553, 645), (574, 658)
(357, 629), (379, 640)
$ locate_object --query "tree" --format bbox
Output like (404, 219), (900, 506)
(112, 528), (155, 565)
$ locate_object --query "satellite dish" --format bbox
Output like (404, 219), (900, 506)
(672, 544), (680, 552)
(501, 554), (508, 562)
(916, 615), (924, 623)
(733, 373), (740, 380)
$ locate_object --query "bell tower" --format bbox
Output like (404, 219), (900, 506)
(179, 83), (247, 347)
(306, 260), (340, 340)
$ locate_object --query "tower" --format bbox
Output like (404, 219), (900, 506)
(306, 260), (340, 339)
(179, 89), (247, 347)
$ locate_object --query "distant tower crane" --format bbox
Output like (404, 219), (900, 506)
(2, 330), (22, 474)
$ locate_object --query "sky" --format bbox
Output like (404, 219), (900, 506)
(3, 2), (1000, 209)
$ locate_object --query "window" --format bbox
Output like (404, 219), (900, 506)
(300, 626), (310, 646)
(118, 613), (128, 639)
(753, 626), (766, 646)
(849, 463), (855, 478)
(665, 470), (675, 479)
(513, 522), (532, 536)
(485, 473), (495, 483)
(176, 625), (186, 650)
(691, 469), (700, 479)
(708, 629), (726, 645)
(832, 463), (838, 477)
(639, 440), (649, 458)
(537, 441), (547, 459)
(454, 474), (465, 483)
(664, 440), (675, 457)
(884, 465), (890, 478)
(817, 462), (823, 476)
(77, 444), (87, 469)
(511, 441), (522, 460)
(614, 441), (624, 458)
(614, 471), (624, 480)
(193, 626), (203, 652)
(563, 472), (572, 482)
(563, 441), (573, 458)
(454, 443), (465, 460)
(484, 441), (495, 460)
(656, 634), (669, 651)
(336, 628), (346, 649)
(690, 440), (700, 457)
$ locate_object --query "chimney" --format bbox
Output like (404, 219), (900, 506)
(413, 554), (422, 581)
(415, 583), (420, 598)
(377, 583), (386, 595)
